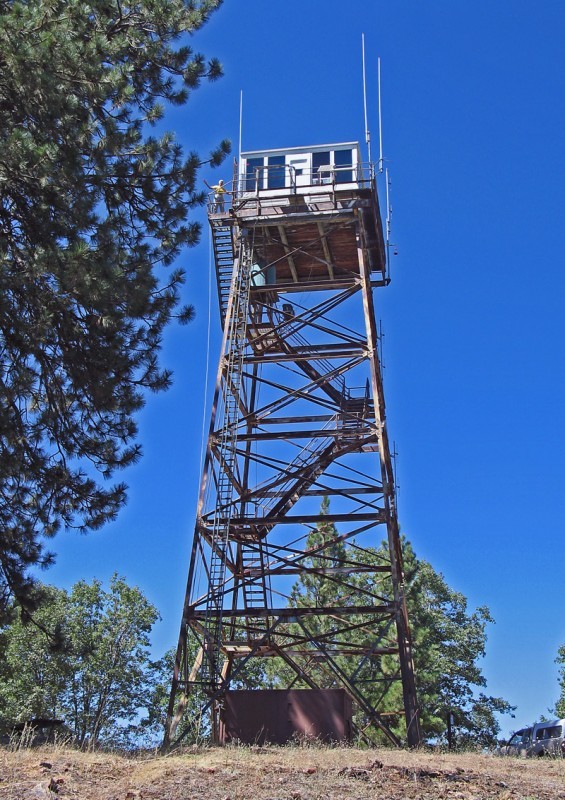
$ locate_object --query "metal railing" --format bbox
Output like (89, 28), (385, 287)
(236, 161), (375, 197)
(206, 162), (376, 213)
(206, 160), (378, 214)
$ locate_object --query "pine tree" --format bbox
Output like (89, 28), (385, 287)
(554, 644), (565, 719)
(0, 0), (230, 618)
(0, 575), (161, 747)
(278, 499), (514, 745)
(398, 539), (515, 746)
(289, 495), (349, 609)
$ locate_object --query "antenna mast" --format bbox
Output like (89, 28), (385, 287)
(378, 57), (384, 173)
(238, 90), (243, 164)
(362, 34), (372, 167)
(385, 167), (392, 279)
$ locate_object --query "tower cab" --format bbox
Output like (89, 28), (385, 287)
(228, 141), (385, 287)
(238, 142), (364, 198)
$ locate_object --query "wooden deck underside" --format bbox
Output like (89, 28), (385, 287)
(231, 189), (386, 285)
(253, 219), (359, 283)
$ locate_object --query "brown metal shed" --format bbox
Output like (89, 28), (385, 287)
(218, 688), (352, 745)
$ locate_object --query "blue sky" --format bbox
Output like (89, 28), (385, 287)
(47, 1), (565, 736)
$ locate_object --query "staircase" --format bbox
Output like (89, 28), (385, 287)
(210, 219), (236, 329)
(271, 308), (347, 404)
(240, 542), (270, 640)
(339, 394), (372, 441)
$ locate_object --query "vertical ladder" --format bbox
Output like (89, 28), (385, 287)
(201, 236), (254, 689)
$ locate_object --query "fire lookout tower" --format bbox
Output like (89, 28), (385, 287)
(165, 142), (421, 747)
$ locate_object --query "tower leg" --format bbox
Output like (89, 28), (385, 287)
(358, 222), (421, 747)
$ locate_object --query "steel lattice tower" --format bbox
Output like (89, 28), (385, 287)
(165, 143), (421, 748)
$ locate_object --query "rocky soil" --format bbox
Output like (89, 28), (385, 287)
(1, 745), (564, 799)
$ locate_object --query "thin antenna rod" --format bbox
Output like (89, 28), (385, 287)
(239, 90), (243, 164)
(385, 167), (391, 279)
(386, 168), (391, 237)
(362, 34), (372, 166)
(378, 57), (384, 173)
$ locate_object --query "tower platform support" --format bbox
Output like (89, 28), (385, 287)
(164, 143), (421, 748)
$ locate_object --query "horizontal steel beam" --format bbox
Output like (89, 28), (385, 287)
(245, 347), (366, 364)
(262, 563), (391, 576)
(223, 646), (399, 657)
(236, 211), (355, 226)
(189, 604), (394, 619)
(202, 511), (385, 527)
(232, 428), (377, 442)
(252, 486), (382, 497)
(250, 279), (358, 294)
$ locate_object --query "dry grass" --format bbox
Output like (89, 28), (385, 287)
(1, 743), (564, 799)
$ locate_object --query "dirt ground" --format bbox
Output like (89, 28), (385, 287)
(1, 745), (564, 800)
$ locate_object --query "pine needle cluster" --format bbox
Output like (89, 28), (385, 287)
(0, 0), (230, 618)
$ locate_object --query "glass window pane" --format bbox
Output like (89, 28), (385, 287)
(245, 158), (263, 191)
(268, 155), (286, 189)
(334, 149), (353, 183)
(312, 151), (331, 183)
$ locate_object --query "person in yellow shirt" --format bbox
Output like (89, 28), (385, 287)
(204, 178), (227, 212)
